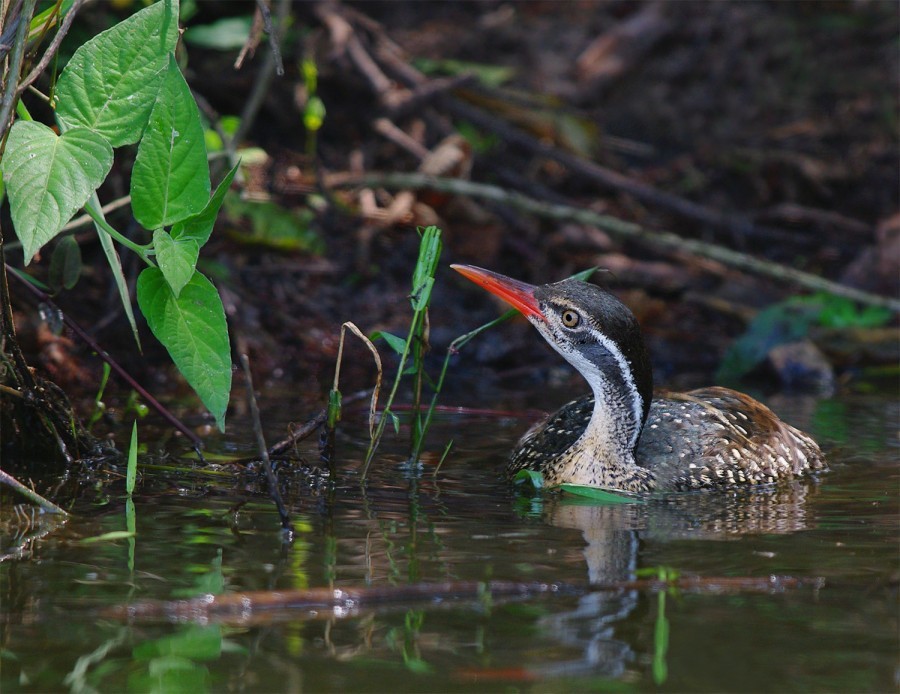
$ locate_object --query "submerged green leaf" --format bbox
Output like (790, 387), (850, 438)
(137, 268), (232, 430)
(134, 625), (222, 661)
(513, 469), (544, 490)
(558, 484), (643, 504)
(80, 530), (136, 544)
(2, 121), (113, 263)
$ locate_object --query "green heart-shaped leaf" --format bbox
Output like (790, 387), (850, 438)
(48, 235), (83, 291)
(137, 267), (232, 430)
(1, 121), (113, 264)
(56, 0), (180, 146)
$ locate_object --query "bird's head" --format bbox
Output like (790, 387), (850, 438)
(452, 264), (653, 429)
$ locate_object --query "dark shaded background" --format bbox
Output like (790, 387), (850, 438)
(10, 0), (899, 426)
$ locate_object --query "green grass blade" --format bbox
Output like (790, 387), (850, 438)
(126, 420), (138, 495)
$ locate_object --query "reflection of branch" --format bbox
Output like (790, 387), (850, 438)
(105, 574), (823, 624)
(330, 172), (900, 312)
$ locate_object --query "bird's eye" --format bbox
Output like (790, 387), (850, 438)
(561, 309), (581, 328)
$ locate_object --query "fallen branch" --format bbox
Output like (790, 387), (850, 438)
(0, 467), (69, 515)
(324, 3), (843, 249)
(329, 172), (900, 312)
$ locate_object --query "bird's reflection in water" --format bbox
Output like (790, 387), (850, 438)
(527, 481), (820, 679)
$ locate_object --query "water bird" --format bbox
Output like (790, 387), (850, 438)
(452, 264), (825, 492)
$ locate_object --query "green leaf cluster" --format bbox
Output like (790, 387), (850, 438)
(1, 0), (235, 430)
(718, 292), (892, 382)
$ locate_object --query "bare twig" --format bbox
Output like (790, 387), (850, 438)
(16, 0), (85, 97)
(327, 4), (827, 248)
(240, 353), (293, 534)
(263, 389), (372, 459)
(315, 3), (410, 110)
(373, 117), (430, 160)
(232, 0), (290, 148)
(0, 0), (37, 145)
(234, 5), (264, 70)
(329, 172), (900, 312)
(255, 0), (284, 76)
(0, 467), (69, 515)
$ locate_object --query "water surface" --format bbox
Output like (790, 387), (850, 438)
(1, 386), (897, 692)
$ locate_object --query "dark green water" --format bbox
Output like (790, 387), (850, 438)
(1, 387), (897, 692)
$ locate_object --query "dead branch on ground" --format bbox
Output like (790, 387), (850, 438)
(328, 172), (900, 312)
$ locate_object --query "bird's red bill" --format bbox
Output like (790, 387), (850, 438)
(451, 264), (545, 321)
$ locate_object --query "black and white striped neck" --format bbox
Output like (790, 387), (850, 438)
(530, 278), (652, 454)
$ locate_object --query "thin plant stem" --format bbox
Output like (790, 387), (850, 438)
(409, 310), (516, 463)
(241, 353), (293, 535)
(82, 203), (154, 265)
(361, 306), (424, 477)
(17, 0), (85, 99)
(361, 226), (441, 478)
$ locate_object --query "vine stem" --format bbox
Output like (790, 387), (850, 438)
(82, 202), (154, 266)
